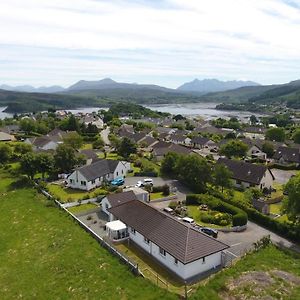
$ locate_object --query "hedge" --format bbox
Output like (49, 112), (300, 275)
(208, 189), (300, 243)
(268, 163), (300, 170)
(186, 194), (248, 226)
(134, 171), (158, 177)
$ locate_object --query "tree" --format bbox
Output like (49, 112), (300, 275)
(293, 129), (300, 144)
(36, 152), (54, 179)
(265, 127), (285, 142)
(173, 114), (186, 121)
(220, 140), (248, 158)
(92, 136), (105, 149)
(213, 163), (232, 193)
(20, 152), (38, 179)
(176, 154), (212, 193)
(283, 174), (300, 223)
(14, 142), (32, 155)
(54, 144), (78, 173)
(250, 115), (258, 125)
(0, 144), (12, 163)
(60, 114), (79, 131)
(20, 118), (36, 134)
(63, 132), (83, 150)
(161, 152), (180, 175)
(117, 137), (137, 159)
(261, 142), (274, 158)
(225, 132), (236, 139)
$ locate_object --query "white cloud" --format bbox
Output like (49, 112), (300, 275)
(0, 0), (299, 87)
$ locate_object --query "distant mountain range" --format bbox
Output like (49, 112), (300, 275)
(0, 84), (65, 93)
(0, 77), (299, 113)
(1, 77), (259, 95)
(177, 78), (260, 93)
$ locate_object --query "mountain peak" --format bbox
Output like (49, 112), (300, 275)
(177, 78), (260, 93)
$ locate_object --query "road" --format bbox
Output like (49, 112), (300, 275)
(124, 176), (191, 202)
(271, 168), (297, 184)
(100, 126), (111, 146)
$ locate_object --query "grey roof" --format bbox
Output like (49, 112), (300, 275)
(153, 143), (192, 156)
(273, 146), (300, 163)
(106, 191), (137, 208)
(140, 136), (157, 147)
(29, 136), (54, 148)
(217, 158), (273, 184)
(169, 134), (189, 142)
(109, 200), (229, 264)
(191, 136), (210, 146)
(78, 159), (120, 181)
(0, 131), (14, 141)
(79, 149), (98, 160)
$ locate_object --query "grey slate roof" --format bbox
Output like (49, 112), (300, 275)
(217, 157), (273, 185)
(109, 200), (229, 264)
(191, 136), (210, 146)
(78, 159), (119, 181)
(106, 191), (137, 208)
(273, 146), (300, 163)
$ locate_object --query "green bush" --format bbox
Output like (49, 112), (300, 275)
(168, 201), (178, 209)
(186, 194), (248, 226)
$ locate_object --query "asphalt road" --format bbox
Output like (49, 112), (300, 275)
(271, 168), (297, 184)
(124, 176), (190, 202)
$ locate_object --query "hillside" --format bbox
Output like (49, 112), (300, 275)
(199, 79), (300, 108)
(0, 89), (102, 113)
(177, 78), (260, 93)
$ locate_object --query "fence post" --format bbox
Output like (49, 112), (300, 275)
(185, 282), (188, 300)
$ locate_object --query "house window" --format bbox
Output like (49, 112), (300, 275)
(131, 227), (136, 235)
(159, 247), (166, 257)
(80, 181), (86, 186)
(69, 179), (73, 184)
(202, 257), (206, 264)
(122, 170), (124, 174)
(144, 237), (150, 244)
(116, 171), (118, 176)
(91, 180), (95, 184)
(174, 258), (178, 265)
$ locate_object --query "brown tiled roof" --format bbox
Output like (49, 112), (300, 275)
(217, 158), (273, 184)
(106, 191), (137, 208)
(108, 200), (228, 264)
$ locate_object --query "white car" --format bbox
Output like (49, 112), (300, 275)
(135, 180), (144, 187)
(143, 178), (153, 185)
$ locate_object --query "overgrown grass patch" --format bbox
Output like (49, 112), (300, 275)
(68, 203), (98, 214)
(47, 184), (107, 203)
(190, 245), (300, 300)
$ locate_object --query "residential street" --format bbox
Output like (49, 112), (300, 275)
(100, 126), (111, 145)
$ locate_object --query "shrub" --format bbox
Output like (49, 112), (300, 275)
(186, 194), (248, 226)
(169, 201), (178, 209)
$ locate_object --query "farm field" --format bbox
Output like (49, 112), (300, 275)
(0, 169), (175, 300)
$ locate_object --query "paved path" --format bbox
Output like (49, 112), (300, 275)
(219, 221), (300, 257)
(100, 126), (111, 145)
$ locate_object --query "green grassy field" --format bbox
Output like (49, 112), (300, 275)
(190, 245), (300, 300)
(68, 203), (98, 214)
(0, 170), (175, 300)
(47, 184), (107, 202)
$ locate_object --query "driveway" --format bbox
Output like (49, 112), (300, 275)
(100, 126), (111, 145)
(124, 176), (191, 202)
(271, 168), (297, 184)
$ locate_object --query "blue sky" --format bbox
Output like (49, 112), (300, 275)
(1, 0), (300, 88)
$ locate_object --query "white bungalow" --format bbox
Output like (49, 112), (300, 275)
(67, 159), (131, 191)
(108, 200), (229, 281)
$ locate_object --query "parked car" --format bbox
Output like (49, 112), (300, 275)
(110, 177), (124, 186)
(200, 227), (218, 238)
(143, 178), (153, 185)
(136, 180), (144, 187)
(182, 217), (194, 224)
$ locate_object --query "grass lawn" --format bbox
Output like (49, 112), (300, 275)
(0, 169), (175, 300)
(190, 245), (300, 300)
(150, 192), (165, 200)
(80, 143), (93, 150)
(187, 205), (232, 229)
(98, 152), (124, 160)
(47, 184), (107, 203)
(115, 242), (198, 296)
(68, 203), (98, 214)
(269, 183), (284, 201)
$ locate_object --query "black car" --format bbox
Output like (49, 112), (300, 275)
(200, 227), (218, 238)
